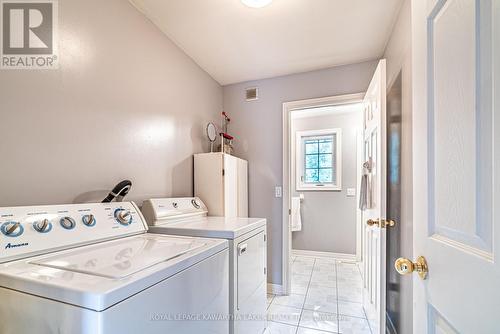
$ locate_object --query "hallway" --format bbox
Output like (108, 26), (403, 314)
(266, 256), (371, 334)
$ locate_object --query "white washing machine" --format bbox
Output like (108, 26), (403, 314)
(142, 197), (267, 334)
(0, 201), (229, 334)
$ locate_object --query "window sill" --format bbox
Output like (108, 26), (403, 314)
(296, 185), (342, 192)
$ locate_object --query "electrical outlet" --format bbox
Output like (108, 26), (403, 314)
(347, 188), (356, 197)
(275, 186), (282, 198)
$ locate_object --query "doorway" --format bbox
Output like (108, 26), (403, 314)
(279, 94), (369, 331)
(280, 59), (393, 334)
(289, 103), (364, 259)
(282, 93), (366, 292)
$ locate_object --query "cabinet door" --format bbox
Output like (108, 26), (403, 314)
(235, 231), (266, 334)
(194, 153), (224, 216)
(237, 159), (248, 217)
(223, 154), (238, 217)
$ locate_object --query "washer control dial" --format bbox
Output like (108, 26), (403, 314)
(33, 219), (52, 233)
(191, 199), (201, 209)
(114, 209), (132, 226)
(1, 221), (23, 237)
(82, 214), (96, 227)
(60, 217), (76, 230)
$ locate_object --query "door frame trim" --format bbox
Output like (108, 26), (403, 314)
(281, 92), (365, 295)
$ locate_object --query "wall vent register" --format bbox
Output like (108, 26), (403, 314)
(245, 87), (258, 101)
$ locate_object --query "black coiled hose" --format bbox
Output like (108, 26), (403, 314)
(102, 180), (132, 203)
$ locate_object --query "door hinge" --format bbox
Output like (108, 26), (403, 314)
(264, 267), (267, 275)
(264, 234), (266, 242)
(289, 209), (291, 215)
(222, 169), (225, 176)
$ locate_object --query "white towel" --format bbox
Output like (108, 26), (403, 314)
(291, 197), (302, 232)
(359, 159), (374, 210)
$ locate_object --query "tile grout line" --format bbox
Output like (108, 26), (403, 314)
(295, 257), (316, 334)
(362, 307), (373, 334)
(359, 261), (374, 334)
(268, 256), (310, 330)
(342, 261), (372, 333)
(295, 257), (368, 334)
(269, 255), (296, 311)
(267, 293), (275, 310)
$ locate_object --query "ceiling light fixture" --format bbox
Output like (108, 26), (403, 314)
(241, 0), (272, 8)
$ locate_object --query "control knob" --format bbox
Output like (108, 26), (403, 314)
(60, 217), (76, 230)
(82, 214), (96, 227)
(2, 222), (23, 237)
(115, 209), (132, 226)
(34, 219), (51, 233)
(191, 199), (201, 209)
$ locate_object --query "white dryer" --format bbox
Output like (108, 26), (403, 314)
(0, 202), (229, 334)
(142, 197), (267, 334)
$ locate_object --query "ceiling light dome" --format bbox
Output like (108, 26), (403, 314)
(241, 0), (272, 8)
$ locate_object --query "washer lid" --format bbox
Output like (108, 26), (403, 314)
(0, 234), (228, 311)
(30, 235), (206, 279)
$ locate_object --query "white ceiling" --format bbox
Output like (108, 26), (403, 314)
(130, 0), (403, 85)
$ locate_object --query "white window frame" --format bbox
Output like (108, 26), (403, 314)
(295, 128), (342, 191)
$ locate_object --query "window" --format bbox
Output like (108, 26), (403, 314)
(296, 129), (342, 191)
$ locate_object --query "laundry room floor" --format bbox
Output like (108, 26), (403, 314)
(265, 256), (371, 334)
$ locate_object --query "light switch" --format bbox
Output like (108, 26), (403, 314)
(347, 188), (356, 197)
(275, 186), (282, 198)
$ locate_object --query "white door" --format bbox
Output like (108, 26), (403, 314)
(236, 231), (267, 334)
(412, 1), (500, 333)
(361, 59), (387, 334)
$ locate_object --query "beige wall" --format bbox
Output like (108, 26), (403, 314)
(223, 60), (378, 284)
(0, 0), (222, 206)
(383, 1), (413, 333)
(291, 111), (362, 254)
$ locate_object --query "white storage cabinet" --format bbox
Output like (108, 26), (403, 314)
(194, 153), (248, 217)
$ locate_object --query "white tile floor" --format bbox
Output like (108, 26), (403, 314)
(265, 256), (371, 334)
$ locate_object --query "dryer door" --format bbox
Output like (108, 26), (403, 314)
(236, 230), (266, 333)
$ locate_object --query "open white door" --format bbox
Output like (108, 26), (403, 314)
(361, 59), (387, 334)
(412, 1), (500, 333)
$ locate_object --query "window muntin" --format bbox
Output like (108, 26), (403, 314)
(303, 136), (335, 183)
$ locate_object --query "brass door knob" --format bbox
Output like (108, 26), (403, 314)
(394, 256), (428, 280)
(366, 219), (396, 228)
(384, 219), (396, 227)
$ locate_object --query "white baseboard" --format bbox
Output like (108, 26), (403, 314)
(292, 249), (357, 262)
(267, 283), (283, 295)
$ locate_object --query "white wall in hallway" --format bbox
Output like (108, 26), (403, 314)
(291, 111), (362, 254)
(0, 0), (222, 207)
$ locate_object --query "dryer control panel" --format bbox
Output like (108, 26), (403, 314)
(141, 197), (208, 226)
(0, 202), (147, 263)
